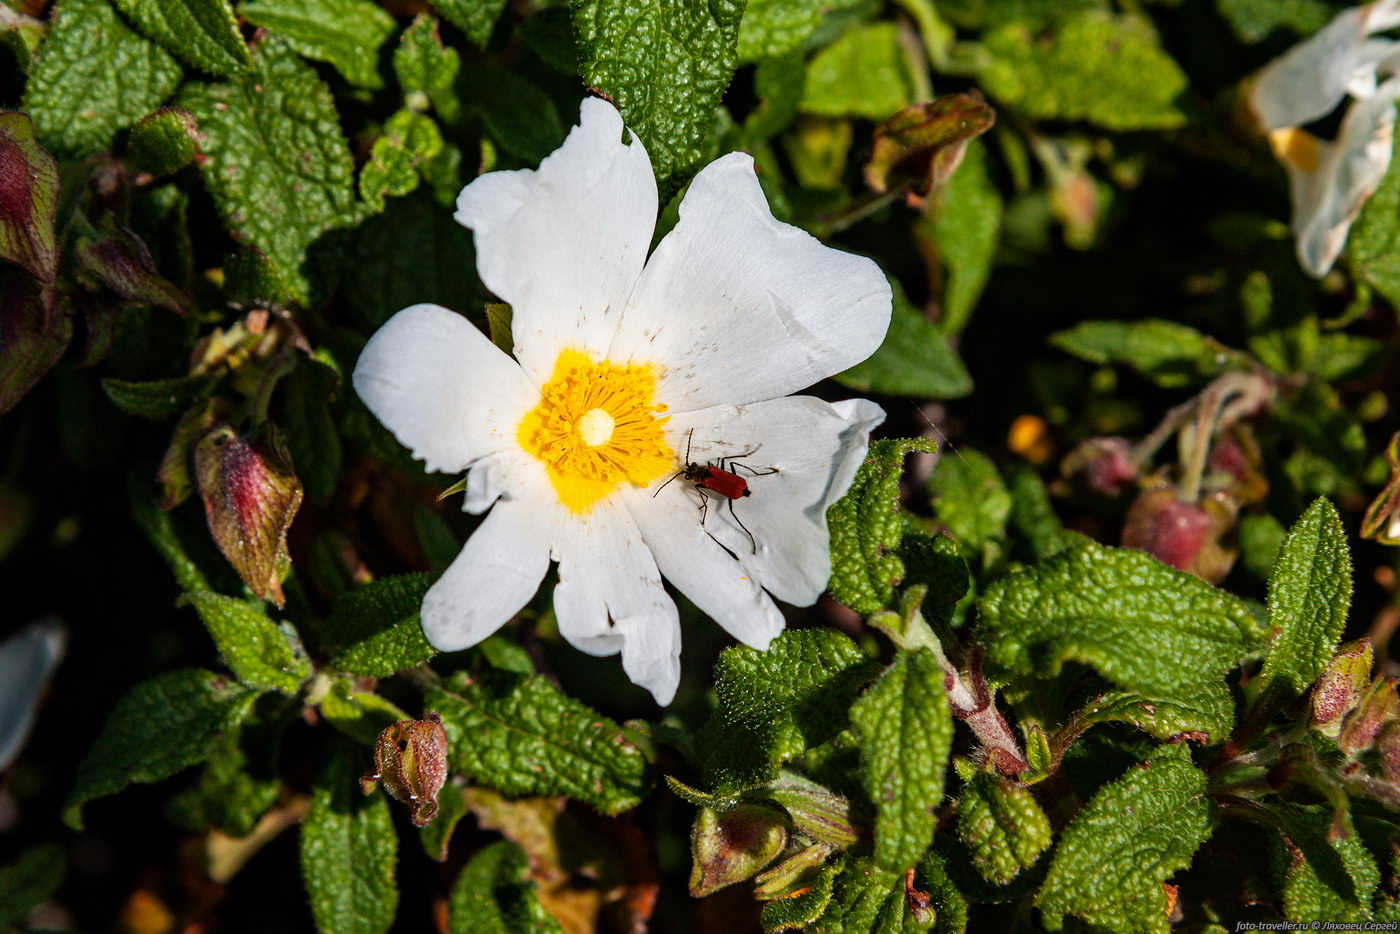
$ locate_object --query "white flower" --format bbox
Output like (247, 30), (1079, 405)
(1248, 0), (1400, 276)
(0, 618), (65, 772)
(353, 99), (891, 704)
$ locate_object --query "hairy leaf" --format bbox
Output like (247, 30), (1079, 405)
(394, 14), (460, 120)
(426, 670), (652, 814)
(759, 858), (841, 932)
(179, 38), (361, 303)
(851, 649), (952, 871)
(166, 712), (282, 838)
(929, 138), (1002, 335)
(930, 447), (1010, 558)
(957, 773), (1051, 886)
(21, 0), (183, 157)
(810, 856), (934, 933)
(1067, 682), (1235, 746)
(300, 746), (399, 934)
(828, 438), (938, 615)
(1274, 803), (1379, 923)
(977, 543), (1266, 695)
(325, 573), (437, 677)
(1258, 499), (1353, 697)
(359, 109), (444, 211)
(64, 668), (256, 829)
(1349, 133), (1400, 311)
(110, 0), (249, 75)
(183, 591), (310, 694)
(1037, 744), (1214, 931)
(738, 0), (825, 62)
(0, 112), (59, 283)
(571, 0), (744, 196)
(448, 840), (563, 934)
(242, 0), (395, 90)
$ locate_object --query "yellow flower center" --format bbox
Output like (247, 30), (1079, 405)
(517, 349), (673, 513)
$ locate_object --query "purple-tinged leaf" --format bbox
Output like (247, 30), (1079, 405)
(0, 112), (59, 283)
(76, 215), (192, 314)
(0, 278), (71, 414)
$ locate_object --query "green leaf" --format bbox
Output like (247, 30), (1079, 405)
(744, 52), (804, 141)
(801, 22), (916, 121)
(978, 13), (1186, 130)
(447, 840), (563, 934)
(126, 107), (200, 178)
(738, 0), (824, 62)
(182, 592), (310, 694)
(320, 679), (410, 746)
(0, 112), (59, 283)
(1050, 319), (1242, 389)
(1037, 744), (1215, 932)
(930, 448), (1010, 558)
(836, 278), (973, 399)
(64, 668), (256, 829)
(851, 649), (952, 871)
(463, 65), (565, 164)
(810, 856), (934, 934)
(898, 534), (971, 632)
(1067, 682), (1236, 745)
(300, 746), (399, 934)
(1274, 803), (1380, 923)
(1349, 132), (1400, 312)
(1213, 0), (1333, 43)
(21, 0), (184, 158)
(242, 0), (396, 90)
(977, 542), (1266, 696)
(759, 858), (841, 932)
(1257, 499), (1352, 698)
(325, 573), (438, 677)
(394, 14), (460, 120)
(929, 138), (1001, 335)
(1007, 464), (1084, 563)
(827, 438), (938, 616)
(166, 712), (282, 837)
(179, 37), (361, 304)
(572, 0), (744, 196)
(425, 670), (652, 814)
(0, 845), (65, 925)
(282, 357), (342, 506)
(1239, 513), (1286, 580)
(956, 773), (1051, 886)
(420, 784), (468, 862)
(429, 0), (507, 47)
(110, 0), (250, 76)
(705, 629), (879, 794)
(359, 109), (444, 211)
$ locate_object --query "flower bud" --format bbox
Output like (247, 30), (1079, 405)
(1121, 485), (1237, 583)
(361, 712), (450, 826)
(1062, 436), (1138, 497)
(689, 802), (788, 897)
(1310, 639), (1373, 738)
(1338, 676), (1399, 756)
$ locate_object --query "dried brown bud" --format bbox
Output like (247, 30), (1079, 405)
(865, 92), (996, 196)
(361, 712), (450, 827)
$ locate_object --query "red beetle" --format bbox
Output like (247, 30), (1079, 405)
(655, 429), (777, 554)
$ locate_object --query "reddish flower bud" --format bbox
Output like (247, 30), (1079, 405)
(1063, 436), (1138, 497)
(689, 803), (788, 898)
(1339, 676), (1399, 756)
(1122, 486), (1238, 582)
(1310, 639), (1373, 738)
(361, 712), (450, 827)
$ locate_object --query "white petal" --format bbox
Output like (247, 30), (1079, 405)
(623, 486), (787, 650)
(1250, 1), (1400, 132)
(455, 98), (658, 383)
(664, 396), (885, 606)
(422, 499), (552, 651)
(1282, 79), (1400, 276)
(551, 499), (681, 704)
(0, 619), (65, 772)
(609, 152), (891, 413)
(353, 304), (535, 475)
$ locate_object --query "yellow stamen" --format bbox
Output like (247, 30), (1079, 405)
(517, 349), (673, 513)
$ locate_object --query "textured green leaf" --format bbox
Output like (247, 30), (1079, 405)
(110, 0), (249, 75)
(0, 112), (59, 283)
(1257, 499), (1352, 698)
(448, 840), (563, 934)
(126, 107), (200, 177)
(930, 448), (1010, 557)
(810, 856), (934, 934)
(851, 649), (952, 871)
(929, 139), (1001, 335)
(979, 13), (1186, 130)
(706, 630), (879, 794)
(801, 22), (916, 121)
(21, 0), (183, 158)
(759, 858), (841, 932)
(957, 774), (1050, 887)
(394, 14), (460, 120)
(359, 109), (443, 211)
(320, 680), (409, 746)
(1274, 804), (1379, 923)
(572, 0), (744, 196)
(130, 473), (214, 594)
(425, 670), (652, 814)
(166, 713), (282, 837)
(429, 0), (507, 47)
(64, 668), (256, 829)
(1038, 744), (1214, 932)
(299, 746), (399, 934)
(242, 0), (395, 89)
(1050, 319), (1243, 389)
(183, 591), (310, 694)
(836, 278), (972, 400)
(325, 573), (437, 677)
(738, 0), (824, 62)
(898, 534), (971, 632)
(179, 37), (361, 303)
(828, 438), (938, 615)
(977, 542), (1266, 696)
(1349, 136), (1400, 311)
(1214, 0), (1332, 43)
(0, 845), (64, 925)
(1068, 682), (1236, 745)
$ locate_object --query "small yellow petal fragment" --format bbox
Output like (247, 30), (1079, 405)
(518, 349), (673, 513)
(1269, 127), (1320, 174)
